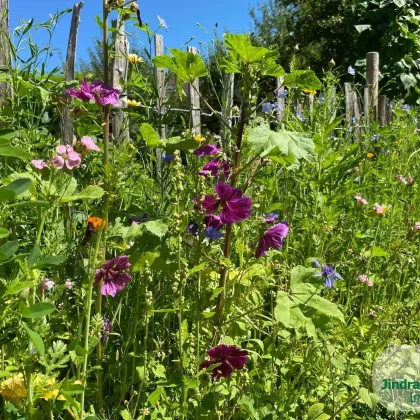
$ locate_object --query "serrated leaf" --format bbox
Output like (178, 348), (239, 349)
(140, 123), (161, 147)
(153, 364), (166, 379)
(290, 265), (319, 288)
(23, 323), (45, 356)
(296, 294), (344, 321)
(120, 409), (131, 420)
(248, 125), (315, 162)
(284, 70), (322, 91)
(274, 291), (291, 327)
(160, 136), (198, 152)
(60, 185), (104, 203)
(19, 302), (55, 318)
(143, 220), (168, 238)
(224, 34), (271, 64)
(359, 387), (373, 408)
(400, 73), (417, 90)
(344, 374), (360, 388)
(308, 402), (330, 420)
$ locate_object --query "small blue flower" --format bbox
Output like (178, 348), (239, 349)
(296, 110), (304, 121)
(186, 222), (199, 236)
(205, 227), (223, 240)
(313, 259), (343, 289)
(370, 133), (380, 142)
(403, 104), (411, 111)
(348, 65), (355, 76)
(263, 212), (279, 224)
(163, 154), (174, 163)
(276, 88), (288, 99)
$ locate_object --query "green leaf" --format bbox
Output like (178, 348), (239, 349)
(28, 244), (40, 269)
(0, 129), (18, 146)
(297, 294), (344, 321)
(248, 125), (315, 162)
(188, 263), (206, 277)
(359, 387), (374, 408)
(284, 70), (322, 91)
(147, 386), (164, 406)
(153, 364), (166, 379)
(143, 220), (168, 238)
(363, 246), (389, 259)
(6, 281), (33, 296)
(224, 34), (271, 64)
(0, 241), (19, 262)
(140, 123), (161, 147)
(400, 73), (417, 90)
(308, 403), (330, 420)
(60, 185), (104, 203)
(0, 146), (31, 159)
(0, 228), (9, 239)
(290, 266), (318, 288)
(19, 302), (55, 318)
(160, 136), (199, 152)
(274, 291), (291, 327)
(0, 178), (32, 201)
(32, 255), (67, 269)
(22, 322), (45, 356)
(354, 24), (371, 33)
(260, 57), (285, 78)
(120, 409), (132, 420)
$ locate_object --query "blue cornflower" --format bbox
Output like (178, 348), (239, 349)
(318, 92), (325, 104)
(371, 133), (380, 141)
(163, 154), (174, 163)
(276, 88), (288, 99)
(348, 65), (355, 76)
(263, 212), (279, 224)
(403, 104), (411, 111)
(205, 227), (223, 240)
(313, 259), (343, 289)
(296, 110), (304, 121)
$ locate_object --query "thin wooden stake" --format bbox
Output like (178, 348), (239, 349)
(363, 86), (370, 124)
(221, 73), (234, 148)
(111, 19), (129, 143)
(344, 82), (354, 128)
(154, 34), (165, 168)
(353, 91), (361, 140)
(187, 46), (201, 135)
(366, 52), (379, 120)
(378, 95), (387, 127)
(60, 2), (83, 145)
(276, 77), (285, 122)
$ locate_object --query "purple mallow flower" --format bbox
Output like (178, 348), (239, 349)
(65, 77), (120, 106)
(256, 222), (289, 258)
(193, 144), (222, 157)
(313, 259), (343, 289)
(199, 159), (230, 179)
(202, 183), (252, 224)
(186, 222), (199, 236)
(200, 344), (248, 380)
(101, 317), (110, 344)
(93, 256), (132, 297)
(263, 212), (279, 224)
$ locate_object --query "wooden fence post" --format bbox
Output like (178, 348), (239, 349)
(363, 86), (370, 124)
(276, 77), (285, 122)
(221, 73), (234, 148)
(344, 83), (354, 127)
(353, 91), (361, 140)
(366, 52), (379, 121)
(378, 95), (387, 127)
(60, 2), (83, 145)
(187, 46), (201, 135)
(111, 19), (129, 143)
(154, 34), (165, 167)
(0, 0), (12, 105)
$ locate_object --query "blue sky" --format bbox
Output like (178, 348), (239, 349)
(9, 0), (259, 71)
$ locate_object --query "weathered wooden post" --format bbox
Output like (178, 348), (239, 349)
(366, 52), (379, 120)
(378, 95), (387, 127)
(154, 34), (165, 167)
(187, 46), (201, 135)
(353, 92), (361, 140)
(60, 2), (83, 145)
(0, 0), (12, 105)
(276, 77), (285, 122)
(111, 19), (129, 143)
(220, 73), (234, 148)
(363, 86), (370, 124)
(344, 83), (354, 128)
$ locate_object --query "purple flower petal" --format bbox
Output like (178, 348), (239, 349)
(193, 144), (222, 157)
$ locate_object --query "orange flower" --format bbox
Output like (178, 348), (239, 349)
(87, 217), (106, 232)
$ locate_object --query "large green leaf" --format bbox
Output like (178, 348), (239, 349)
(0, 228), (9, 239)
(308, 403), (330, 420)
(160, 136), (198, 152)
(0, 146), (31, 159)
(248, 125), (315, 161)
(32, 255), (67, 269)
(0, 178), (32, 201)
(60, 185), (104, 203)
(140, 123), (161, 147)
(0, 129), (18, 146)
(274, 291), (291, 327)
(143, 220), (168, 238)
(294, 293), (344, 321)
(260, 57), (285, 78)
(400, 73), (417, 90)
(284, 70), (322, 91)
(224, 34), (271, 64)
(290, 266), (318, 288)
(19, 302), (55, 318)
(0, 241), (19, 262)
(6, 280), (33, 296)
(28, 244), (41, 269)
(22, 323), (45, 356)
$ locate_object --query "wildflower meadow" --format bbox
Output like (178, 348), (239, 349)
(0, 0), (419, 419)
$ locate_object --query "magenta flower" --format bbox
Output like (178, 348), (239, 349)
(32, 159), (48, 170)
(358, 274), (367, 283)
(199, 159), (230, 179)
(51, 145), (82, 170)
(202, 183), (252, 224)
(93, 256), (132, 297)
(256, 222), (289, 258)
(205, 215), (223, 230)
(200, 345), (248, 380)
(354, 194), (368, 206)
(81, 136), (100, 152)
(193, 144), (222, 157)
(65, 77), (120, 106)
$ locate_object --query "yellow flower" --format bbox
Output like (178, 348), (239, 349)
(30, 196), (36, 201)
(303, 89), (316, 95)
(127, 99), (141, 107)
(194, 134), (205, 142)
(367, 153), (375, 158)
(128, 54), (143, 64)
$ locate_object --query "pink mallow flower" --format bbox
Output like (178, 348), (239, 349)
(51, 145), (82, 170)
(367, 280), (373, 287)
(396, 175), (408, 185)
(81, 136), (100, 152)
(358, 275), (367, 283)
(93, 256), (132, 297)
(32, 160), (48, 170)
(256, 222), (289, 258)
(65, 77), (120, 106)
(415, 222), (420, 232)
(354, 194), (368, 206)
(202, 183), (252, 224)
(38, 279), (55, 292)
(65, 280), (73, 289)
